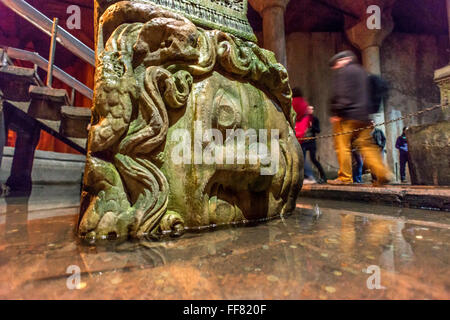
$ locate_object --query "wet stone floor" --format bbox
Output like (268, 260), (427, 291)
(0, 189), (449, 299)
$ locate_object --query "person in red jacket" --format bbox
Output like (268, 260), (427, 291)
(293, 88), (310, 141)
(292, 87), (315, 184)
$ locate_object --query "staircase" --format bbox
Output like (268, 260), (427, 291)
(0, 64), (91, 148)
(0, 0), (97, 196)
(0, 60), (91, 150)
(1, 49), (92, 196)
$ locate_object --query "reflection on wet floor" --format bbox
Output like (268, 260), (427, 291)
(0, 193), (449, 299)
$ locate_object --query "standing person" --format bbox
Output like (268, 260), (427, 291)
(372, 121), (386, 155)
(301, 106), (327, 184)
(327, 51), (392, 186)
(371, 121), (387, 182)
(292, 87), (315, 184)
(396, 127), (410, 183)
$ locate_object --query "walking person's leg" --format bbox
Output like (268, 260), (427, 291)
(353, 123), (392, 184)
(352, 151), (363, 183)
(302, 145), (314, 182)
(405, 155), (411, 183)
(400, 152), (407, 182)
(331, 120), (353, 183)
(308, 144), (327, 182)
(352, 152), (358, 183)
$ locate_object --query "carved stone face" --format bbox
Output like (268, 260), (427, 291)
(79, 2), (302, 241)
(162, 71), (302, 228)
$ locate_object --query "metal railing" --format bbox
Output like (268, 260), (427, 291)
(0, 0), (95, 66)
(3, 47), (93, 100)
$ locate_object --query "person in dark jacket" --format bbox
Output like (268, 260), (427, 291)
(328, 51), (392, 185)
(372, 125), (386, 152)
(395, 127), (410, 183)
(301, 106), (327, 184)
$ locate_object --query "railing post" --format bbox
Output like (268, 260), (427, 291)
(70, 87), (76, 106)
(46, 17), (59, 87)
(1, 50), (8, 66)
(1, 0), (95, 66)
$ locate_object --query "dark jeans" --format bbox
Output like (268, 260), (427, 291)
(301, 142), (326, 180)
(352, 151), (363, 183)
(400, 151), (409, 181)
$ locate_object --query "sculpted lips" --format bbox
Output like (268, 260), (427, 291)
(203, 165), (277, 224)
(207, 182), (240, 225)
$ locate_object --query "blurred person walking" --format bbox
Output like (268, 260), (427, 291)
(292, 88), (316, 184)
(301, 106), (327, 184)
(327, 51), (393, 186)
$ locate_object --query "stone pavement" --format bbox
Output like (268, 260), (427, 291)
(300, 184), (450, 212)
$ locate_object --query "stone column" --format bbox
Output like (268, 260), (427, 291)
(405, 0), (450, 186)
(434, 0), (450, 119)
(345, 9), (394, 167)
(345, 11), (394, 73)
(447, 0), (450, 40)
(434, 67), (449, 118)
(249, 0), (290, 66)
(347, 16), (393, 123)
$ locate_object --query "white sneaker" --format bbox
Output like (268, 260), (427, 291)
(303, 178), (317, 185)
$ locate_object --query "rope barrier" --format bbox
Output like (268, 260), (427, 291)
(298, 104), (446, 142)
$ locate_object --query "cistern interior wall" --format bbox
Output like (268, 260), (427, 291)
(248, 0), (449, 176)
(285, 31), (448, 174)
(0, 0), (449, 182)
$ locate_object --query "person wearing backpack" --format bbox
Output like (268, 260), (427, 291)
(371, 121), (387, 182)
(328, 51), (393, 186)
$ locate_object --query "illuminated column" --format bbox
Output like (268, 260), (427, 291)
(249, 0), (290, 66)
(447, 0), (450, 40)
(345, 10), (394, 128)
(434, 0), (450, 119)
(341, 3), (395, 170)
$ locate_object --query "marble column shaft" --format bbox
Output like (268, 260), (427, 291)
(345, 8), (395, 168)
(249, 0), (290, 66)
(447, 0), (450, 42)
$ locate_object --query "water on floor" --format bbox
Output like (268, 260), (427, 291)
(0, 188), (449, 299)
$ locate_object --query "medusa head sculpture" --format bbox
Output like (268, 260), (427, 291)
(78, 1), (303, 241)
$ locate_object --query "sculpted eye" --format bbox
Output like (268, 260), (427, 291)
(212, 90), (241, 132)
